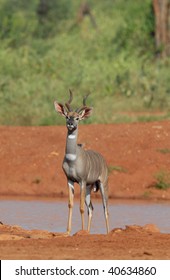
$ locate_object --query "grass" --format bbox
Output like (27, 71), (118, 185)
(108, 165), (127, 174)
(0, 0), (170, 125)
(154, 170), (170, 190)
(142, 191), (152, 198)
(157, 148), (170, 154)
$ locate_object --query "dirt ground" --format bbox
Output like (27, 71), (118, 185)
(0, 121), (170, 259)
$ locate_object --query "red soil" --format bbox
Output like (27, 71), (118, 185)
(0, 121), (170, 259)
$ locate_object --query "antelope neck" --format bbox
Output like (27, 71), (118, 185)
(65, 128), (78, 161)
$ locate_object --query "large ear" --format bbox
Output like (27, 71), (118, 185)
(79, 107), (93, 120)
(54, 101), (68, 117)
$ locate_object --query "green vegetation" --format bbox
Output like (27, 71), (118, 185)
(154, 170), (170, 190)
(0, 0), (170, 125)
(108, 165), (127, 174)
(157, 148), (170, 154)
(142, 191), (152, 198)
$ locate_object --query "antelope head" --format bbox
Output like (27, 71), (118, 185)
(54, 89), (93, 132)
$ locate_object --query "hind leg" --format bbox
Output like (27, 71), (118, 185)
(80, 181), (86, 230)
(85, 185), (93, 232)
(99, 181), (109, 233)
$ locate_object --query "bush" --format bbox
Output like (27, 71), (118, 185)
(0, 0), (169, 125)
(154, 170), (170, 190)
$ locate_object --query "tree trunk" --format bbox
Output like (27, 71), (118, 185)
(77, 2), (97, 29)
(153, 0), (170, 57)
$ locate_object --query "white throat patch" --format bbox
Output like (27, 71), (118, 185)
(68, 134), (76, 139)
(66, 153), (76, 161)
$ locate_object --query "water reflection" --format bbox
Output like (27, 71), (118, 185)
(0, 199), (170, 234)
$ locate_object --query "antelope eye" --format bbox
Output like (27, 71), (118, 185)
(75, 117), (79, 121)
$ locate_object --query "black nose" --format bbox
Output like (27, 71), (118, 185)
(67, 122), (74, 128)
(68, 122), (73, 127)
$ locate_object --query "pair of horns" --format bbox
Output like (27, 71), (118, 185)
(65, 89), (90, 113)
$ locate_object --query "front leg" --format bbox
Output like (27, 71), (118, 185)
(80, 181), (86, 231)
(85, 185), (93, 232)
(67, 180), (74, 235)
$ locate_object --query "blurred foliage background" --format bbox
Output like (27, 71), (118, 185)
(0, 0), (169, 125)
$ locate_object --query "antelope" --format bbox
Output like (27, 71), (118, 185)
(54, 90), (109, 234)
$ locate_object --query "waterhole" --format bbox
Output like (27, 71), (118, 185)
(0, 198), (170, 234)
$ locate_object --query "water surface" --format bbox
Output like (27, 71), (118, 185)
(0, 199), (170, 234)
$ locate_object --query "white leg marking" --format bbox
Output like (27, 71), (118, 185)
(85, 185), (93, 232)
(68, 180), (74, 191)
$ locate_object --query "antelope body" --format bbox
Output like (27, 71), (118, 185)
(54, 90), (109, 234)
